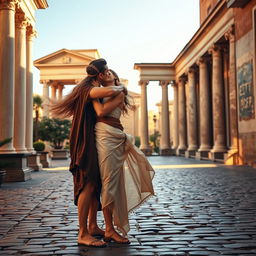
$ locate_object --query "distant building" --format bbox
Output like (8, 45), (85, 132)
(135, 0), (256, 166)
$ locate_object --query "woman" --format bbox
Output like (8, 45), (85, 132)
(51, 59), (127, 247)
(92, 70), (155, 244)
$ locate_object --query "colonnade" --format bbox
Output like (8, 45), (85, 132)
(139, 80), (172, 155)
(138, 25), (238, 162)
(172, 26), (238, 161)
(0, 0), (36, 154)
(41, 80), (65, 117)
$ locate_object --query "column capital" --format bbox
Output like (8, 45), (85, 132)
(15, 11), (28, 29)
(0, 0), (19, 10)
(187, 67), (197, 75)
(26, 25), (37, 40)
(208, 44), (222, 56)
(196, 56), (209, 66)
(57, 84), (64, 90)
(178, 76), (187, 85)
(224, 24), (235, 41)
(138, 80), (149, 87)
(40, 79), (52, 85)
(171, 80), (177, 87)
(159, 80), (170, 87)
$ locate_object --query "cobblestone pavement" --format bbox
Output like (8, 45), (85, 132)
(1, 156), (256, 256)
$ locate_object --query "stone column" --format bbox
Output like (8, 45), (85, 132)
(57, 84), (64, 100)
(25, 25), (36, 152)
(51, 83), (57, 101)
(139, 80), (151, 155)
(42, 80), (50, 117)
(13, 11), (28, 153)
(224, 25), (240, 164)
(159, 80), (171, 155)
(0, 0), (17, 153)
(177, 77), (187, 154)
(196, 57), (212, 159)
(26, 26), (42, 171)
(185, 67), (198, 157)
(172, 81), (179, 151)
(209, 44), (227, 159)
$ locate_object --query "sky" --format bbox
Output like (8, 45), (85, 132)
(33, 0), (200, 110)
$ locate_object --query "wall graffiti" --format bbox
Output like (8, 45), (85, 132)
(237, 60), (255, 121)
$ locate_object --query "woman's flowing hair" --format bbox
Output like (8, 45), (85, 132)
(109, 69), (136, 115)
(50, 77), (93, 118)
(50, 58), (108, 118)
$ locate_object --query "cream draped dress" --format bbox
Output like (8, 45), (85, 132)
(95, 105), (155, 236)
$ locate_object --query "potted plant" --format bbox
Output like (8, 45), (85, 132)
(32, 140), (50, 168)
(33, 140), (45, 152)
(0, 137), (12, 186)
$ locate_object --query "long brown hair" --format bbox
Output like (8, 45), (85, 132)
(109, 69), (136, 115)
(50, 77), (94, 118)
(51, 58), (108, 118)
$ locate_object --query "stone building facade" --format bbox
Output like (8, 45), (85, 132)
(135, 0), (256, 166)
(0, 0), (48, 181)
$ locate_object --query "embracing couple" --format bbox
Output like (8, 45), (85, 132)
(52, 58), (155, 247)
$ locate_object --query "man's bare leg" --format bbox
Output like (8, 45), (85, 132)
(77, 183), (106, 247)
(103, 203), (130, 244)
(88, 195), (104, 236)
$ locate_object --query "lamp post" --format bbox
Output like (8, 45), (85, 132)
(153, 114), (157, 153)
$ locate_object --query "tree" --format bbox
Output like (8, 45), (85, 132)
(33, 95), (43, 142)
(38, 117), (71, 149)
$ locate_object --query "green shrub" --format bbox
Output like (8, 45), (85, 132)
(38, 117), (71, 149)
(33, 141), (45, 152)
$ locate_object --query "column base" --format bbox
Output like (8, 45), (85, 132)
(159, 148), (173, 156)
(39, 151), (51, 168)
(185, 150), (196, 158)
(177, 148), (186, 156)
(27, 148), (35, 153)
(209, 151), (225, 162)
(0, 153), (32, 182)
(140, 148), (152, 156)
(195, 150), (210, 160)
(15, 148), (29, 154)
(52, 149), (69, 160)
(27, 153), (43, 171)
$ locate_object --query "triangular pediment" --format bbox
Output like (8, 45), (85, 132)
(34, 48), (95, 66)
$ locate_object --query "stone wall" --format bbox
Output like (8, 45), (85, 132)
(235, 1), (256, 166)
(200, 0), (219, 23)
(239, 132), (256, 165)
(234, 0), (255, 40)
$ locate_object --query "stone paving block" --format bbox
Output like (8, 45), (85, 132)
(188, 251), (220, 255)
(1, 158), (256, 255)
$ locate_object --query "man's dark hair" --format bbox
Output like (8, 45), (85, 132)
(86, 58), (107, 77)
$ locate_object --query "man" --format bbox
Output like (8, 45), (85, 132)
(51, 58), (125, 247)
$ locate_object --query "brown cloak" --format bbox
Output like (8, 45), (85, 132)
(69, 84), (101, 206)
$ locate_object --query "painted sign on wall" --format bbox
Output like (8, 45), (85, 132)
(237, 60), (255, 121)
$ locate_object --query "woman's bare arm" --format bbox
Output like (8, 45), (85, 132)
(90, 86), (125, 99)
(92, 93), (125, 117)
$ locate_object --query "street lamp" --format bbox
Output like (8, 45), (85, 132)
(153, 114), (157, 153)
